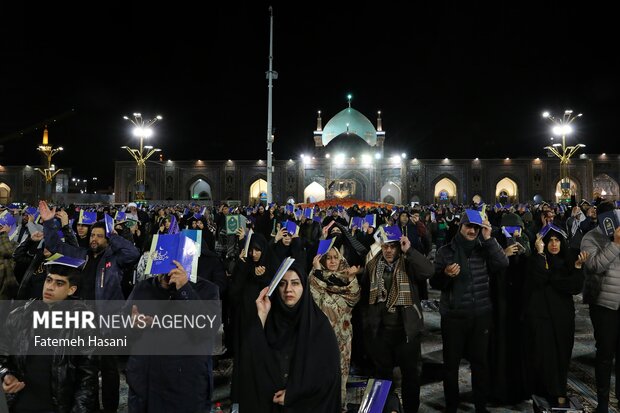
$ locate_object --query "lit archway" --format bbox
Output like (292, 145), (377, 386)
(380, 182), (401, 204)
(434, 177), (457, 204)
(0, 183), (10, 205)
(304, 181), (326, 203)
(495, 177), (518, 203)
(593, 174), (619, 200)
(189, 179), (212, 200)
(250, 179), (268, 204)
(555, 178), (580, 202)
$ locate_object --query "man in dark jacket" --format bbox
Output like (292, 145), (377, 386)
(0, 264), (98, 413)
(126, 260), (219, 413)
(360, 226), (434, 413)
(430, 210), (509, 413)
(39, 200), (140, 413)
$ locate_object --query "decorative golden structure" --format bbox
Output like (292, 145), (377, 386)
(542, 110), (585, 202)
(121, 113), (162, 201)
(34, 127), (63, 185)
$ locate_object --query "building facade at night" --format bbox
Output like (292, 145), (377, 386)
(112, 105), (620, 206)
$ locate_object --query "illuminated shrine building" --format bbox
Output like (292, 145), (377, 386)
(112, 102), (619, 205)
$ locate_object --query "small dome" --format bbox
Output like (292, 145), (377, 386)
(321, 107), (377, 147)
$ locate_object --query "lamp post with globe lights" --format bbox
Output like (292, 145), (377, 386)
(542, 110), (585, 202)
(121, 113), (162, 201)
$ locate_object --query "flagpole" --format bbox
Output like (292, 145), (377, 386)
(266, 6), (278, 205)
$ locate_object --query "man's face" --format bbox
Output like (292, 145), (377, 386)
(76, 223), (89, 237)
(460, 223), (481, 241)
(587, 207), (597, 219)
(129, 206), (138, 215)
(381, 242), (400, 264)
(90, 228), (108, 253)
(411, 213), (420, 223)
(22, 214), (29, 224)
(282, 232), (292, 246)
(42, 274), (76, 303)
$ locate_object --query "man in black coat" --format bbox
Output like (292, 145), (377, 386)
(126, 261), (219, 413)
(430, 210), (509, 413)
(0, 264), (98, 413)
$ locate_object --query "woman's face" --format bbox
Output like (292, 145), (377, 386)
(250, 247), (262, 262)
(278, 270), (303, 308)
(547, 236), (561, 255)
(164, 219), (171, 229)
(325, 249), (340, 271)
(191, 221), (198, 228)
(197, 220), (204, 229)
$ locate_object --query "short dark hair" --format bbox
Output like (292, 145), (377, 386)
(597, 200), (615, 215)
(91, 222), (108, 237)
(46, 265), (81, 286)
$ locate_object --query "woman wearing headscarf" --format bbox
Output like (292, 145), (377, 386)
(228, 232), (276, 407)
(523, 224), (587, 408)
(240, 264), (341, 412)
(309, 247), (361, 411)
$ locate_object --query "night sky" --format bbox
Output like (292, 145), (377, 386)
(1, 1), (618, 190)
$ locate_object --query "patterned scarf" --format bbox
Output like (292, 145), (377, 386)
(367, 253), (413, 313)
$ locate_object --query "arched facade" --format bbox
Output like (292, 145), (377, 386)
(188, 177), (212, 200)
(593, 173), (619, 200)
(0, 183), (10, 205)
(380, 182), (401, 204)
(249, 178), (268, 205)
(433, 177), (458, 204)
(495, 177), (519, 204)
(304, 181), (326, 203)
(555, 178), (580, 202)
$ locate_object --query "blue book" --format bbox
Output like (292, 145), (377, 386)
(168, 215), (180, 234)
(303, 207), (314, 219)
(313, 215), (322, 224)
(267, 257), (296, 296)
(285, 204), (294, 214)
(115, 211), (126, 221)
(364, 214), (377, 227)
(359, 379), (392, 413)
(103, 213), (114, 237)
(538, 223), (568, 239)
(282, 220), (299, 236)
(381, 225), (402, 243)
(464, 209), (489, 227)
(145, 233), (198, 281)
(502, 227), (513, 239)
(502, 226), (521, 237)
(317, 238), (336, 255)
(78, 210), (97, 225)
(350, 216), (364, 229)
(0, 211), (18, 241)
(25, 206), (38, 216)
(44, 253), (86, 268)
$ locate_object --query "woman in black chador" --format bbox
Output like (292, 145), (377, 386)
(238, 263), (341, 412)
(523, 224), (588, 407)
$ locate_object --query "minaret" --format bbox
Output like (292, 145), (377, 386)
(376, 110), (385, 155)
(42, 126), (49, 145)
(377, 111), (383, 132)
(316, 110), (322, 131)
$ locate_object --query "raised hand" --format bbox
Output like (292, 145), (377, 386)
(444, 263), (461, 277)
(38, 200), (56, 222)
(575, 251), (589, 269)
(256, 287), (271, 327)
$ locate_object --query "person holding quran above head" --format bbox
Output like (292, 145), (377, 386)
(240, 262), (341, 413)
(270, 224), (305, 268)
(522, 224), (586, 409)
(125, 259), (219, 413)
(309, 246), (360, 412)
(228, 231), (277, 408)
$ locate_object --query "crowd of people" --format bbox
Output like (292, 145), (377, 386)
(0, 196), (619, 413)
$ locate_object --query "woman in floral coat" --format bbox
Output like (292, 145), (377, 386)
(309, 247), (361, 411)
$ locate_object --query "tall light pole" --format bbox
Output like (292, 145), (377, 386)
(542, 109), (585, 202)
(266, 6), (278, 204)
(34, 126), (64, 197)
(121, 113), (162, 201)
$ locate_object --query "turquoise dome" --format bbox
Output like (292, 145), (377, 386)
(321, 107), (377, 147)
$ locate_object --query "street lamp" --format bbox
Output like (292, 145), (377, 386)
(35, 126), (64, 197)
(121, 113), (162, 201)
(542, 110), (585, 202)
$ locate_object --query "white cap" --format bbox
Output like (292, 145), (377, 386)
(127, 202), (138, 208)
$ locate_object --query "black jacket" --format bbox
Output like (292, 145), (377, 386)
(0, 299), (98, 413)
(431, 236), (509, 317)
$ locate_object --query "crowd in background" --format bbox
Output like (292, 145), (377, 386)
(0, 196), (619, 413)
